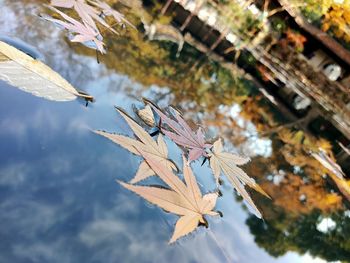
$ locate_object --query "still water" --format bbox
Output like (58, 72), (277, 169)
(0, 1), (349, 263)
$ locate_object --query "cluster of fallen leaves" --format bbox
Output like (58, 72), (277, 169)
(42, 0), (133, 54)
(95, 101), (269, 243)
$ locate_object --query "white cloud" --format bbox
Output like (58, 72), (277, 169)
(0, 162), (30, 186)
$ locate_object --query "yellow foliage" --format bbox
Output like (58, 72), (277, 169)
(321, 3), (350, 43)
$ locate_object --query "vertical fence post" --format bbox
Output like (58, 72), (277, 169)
(161, 0), (173, 15)
(180, 0), (205, 31)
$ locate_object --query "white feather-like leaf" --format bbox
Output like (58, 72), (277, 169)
(0, 41), (92, 102)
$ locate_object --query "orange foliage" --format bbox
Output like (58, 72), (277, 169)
(257, 65), (272, 82)
(280, 29), (307, 52)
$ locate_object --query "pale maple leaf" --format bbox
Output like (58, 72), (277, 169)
(88, 0), (134, 28)
(51, 0), (74, 8)
(94, 107), (177, 183)
(136, 105), (156, 127)
(43, 6), (106, 53)
(119, 152), (219, 243)
(146, 100), (212, 162)
(312, 148), (345, 179)
(209, 138), (270, 218)
(51, 0), (117, 34)
(311, 149), (350, 202)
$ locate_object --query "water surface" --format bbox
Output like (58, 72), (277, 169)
(0, 1), (349, 263)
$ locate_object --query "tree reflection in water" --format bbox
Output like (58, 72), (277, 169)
(2, 0), (350, 261)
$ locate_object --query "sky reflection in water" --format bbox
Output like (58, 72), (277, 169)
(0, 79), (307, 263)
(0, 1), (337, 263)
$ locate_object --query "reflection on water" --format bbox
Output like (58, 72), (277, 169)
(0, 1), (349, 262)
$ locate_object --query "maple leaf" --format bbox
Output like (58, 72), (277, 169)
(50, 0), (74, 8)
(51, 0), (117, 34)
(43, 6), (106, 53)
(88, 0), (134, 28)
(312, 148), (345, 179)
(119, 152), (219, 243)
(209, 139), (269, 218)
(135, 104), (156, 127)
(94, 107), (176, 183)
(146, 100), (212, 162)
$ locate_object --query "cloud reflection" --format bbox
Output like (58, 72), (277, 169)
(0, 2), (334, 262)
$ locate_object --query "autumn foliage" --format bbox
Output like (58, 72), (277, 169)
(322, 3), (350, 43)
(95, 101), (270, 242)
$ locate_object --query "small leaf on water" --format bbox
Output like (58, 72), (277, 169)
(209, 138), (270, 218)
(312, 149), (345, 179)
(45, 0), (133, 53)
(51, 0), (117, 34)
(43, 5), (106, 54)
(136, 104), (156, 127)
(88, 0), (134, 28)
(145, 99), (212, 162)
(0, 41), (93, 102)
(94, 107), (176, 183)
(119, 152), (219, 243)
